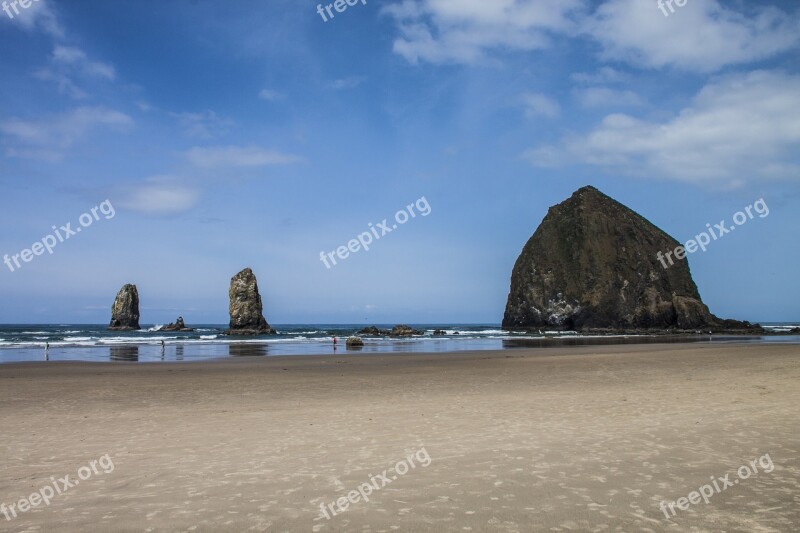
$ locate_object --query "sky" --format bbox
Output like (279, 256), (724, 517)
(0, 0), (798, 325)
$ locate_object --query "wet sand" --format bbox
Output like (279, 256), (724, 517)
(1, 343), (798, 532)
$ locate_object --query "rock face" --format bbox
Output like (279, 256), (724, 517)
(161, 316), (193, 332)
(389, 325), (423, 337)
(346, 336), (364, 348)
(109, 284), (141, 331)
(502, 186), (744, 332)
(226, 268), (276, 335)
(357, 325), (424, 336)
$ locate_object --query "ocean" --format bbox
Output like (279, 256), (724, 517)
(0, 323), (797, 364)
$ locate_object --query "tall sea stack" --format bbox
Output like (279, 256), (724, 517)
(502, 186), (744, 332)
(226, 268), (276, 335)
(108, 284), (141, 331)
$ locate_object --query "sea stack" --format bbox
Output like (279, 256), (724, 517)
(226, 268), (276, 335)
(502, 186), (731, 332)
(108, 284), (141, 331)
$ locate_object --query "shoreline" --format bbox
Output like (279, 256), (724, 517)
(1, 332), (799, 365)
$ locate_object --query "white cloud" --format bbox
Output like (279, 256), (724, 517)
(521, 93), (560, 118)
(384, 0), (799, 70)
(585, 0), (800, 72)
(0, 106), (133, 159)
(573, 87), (643, 108)
(186, 146), (303, 168)
(258, 89), (286, 101)
(118, 176), (200, 215)
(524, 71), (800, 187)
(384, 0), (585, 65)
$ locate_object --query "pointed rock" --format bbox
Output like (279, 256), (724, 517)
(225, 268), (276, 335)
(108, 284), (141, 331)
(502, 186), (748, 332)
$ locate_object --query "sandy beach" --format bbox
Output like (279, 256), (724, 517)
(1, 343), (798, 532)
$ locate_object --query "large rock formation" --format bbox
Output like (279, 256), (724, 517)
(225, 268), (276, 335)
(109, 284), (141, 331)
(502, 186), (753, 332)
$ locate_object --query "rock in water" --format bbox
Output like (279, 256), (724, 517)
(503, 186), (726, 331)
(109, 284), (141, 331)
(346, 336), (364, 348)
(226, 268), (276, 335)
(389, 325), (423, 337)
(161, 316), (194, 332)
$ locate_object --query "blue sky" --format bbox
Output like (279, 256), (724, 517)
(0, 0), (798, 325)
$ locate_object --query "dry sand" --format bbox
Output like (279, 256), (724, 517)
(1, 343), (798, 532)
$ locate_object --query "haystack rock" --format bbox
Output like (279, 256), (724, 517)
(502, 186), (753, 332)
(108, 284), (141, 331)
(225, 268), (276, 335)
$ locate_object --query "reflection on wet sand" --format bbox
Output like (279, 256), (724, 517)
(229, 344), (268, 357)
(500, 335), (750, 350)
(110, 346), (139, 362)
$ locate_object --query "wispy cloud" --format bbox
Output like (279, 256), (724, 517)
(33, 45), (116, 99)
(186, 145), (303, 168)
(169, 110), (234, 139)
(0, 106), (133, 159)
(570, 67), (628, 85)
(118, 176), (201, 215)
(51, 45), (115, 79)
(573, 87), (644, 108)
(328, 77), (366, 90)
(258, 88), (286, 101)
(383, 0), (585, 65)
(524, 70), (800, 186)
(521, 93), (560, 119)
(32, 68), (87, 99)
